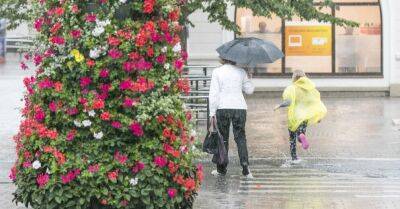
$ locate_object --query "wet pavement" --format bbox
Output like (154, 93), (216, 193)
(2, 55), (400, 208)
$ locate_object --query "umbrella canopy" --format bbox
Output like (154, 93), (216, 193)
(217, 37), (284, 67)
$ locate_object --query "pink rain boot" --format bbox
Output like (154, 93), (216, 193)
(298, 133), (309, 150)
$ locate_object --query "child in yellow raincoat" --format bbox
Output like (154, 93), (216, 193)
(274, 70), (327, 162)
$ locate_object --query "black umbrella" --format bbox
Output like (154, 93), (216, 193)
(217, 37), (284, 67)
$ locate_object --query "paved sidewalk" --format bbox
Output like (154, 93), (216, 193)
(2, 56), (400, 208)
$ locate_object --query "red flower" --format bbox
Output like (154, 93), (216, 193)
(119, 79), (133, 91)
(123, 97), (136, 108)
(38, 78), (54, 89)
(71, 4), (79, 13)
(184, 178), (196, 191)
(54, 82), (63, 92)
(49, 101), (57, 112)
(87, 59), (95, 67)
(130, 122), (144, 137)
(168, 9), (180, 21)
(158, 20), (169, 32)
(50, 22), (62, 34)
(123, 61), (136, 73)
(156, 54), (166, 64)
(99, 69), (109, 78)
(147, 47), (154, 57)
(107, 170), (119, 181)
(100, 112), (111, 121)
(46, 129), (58, 140)
(92, 99), (105, 109)
(34, 107), (45, 122)
(162, 128), (171, 138)
(53, 150), (66, 165)
(54, 7), (64, 16)
(34, 18), (44, 32)
(108, 36), (121, 46)
(61, 169), (80, 184)
(9, 166), (17, 181)
(157, 115), (165, 123)
(114, 151), (128, 164)
(143, 0), (156, 14)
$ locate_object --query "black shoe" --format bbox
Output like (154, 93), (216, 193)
(242, 165), (250, 176)
(217, 165), (227, 175)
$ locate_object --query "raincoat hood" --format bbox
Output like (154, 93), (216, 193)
(283, 77), (327, 132)
(294, 77), (315, 90)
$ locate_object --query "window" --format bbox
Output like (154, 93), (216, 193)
(235, 0), (382, 76)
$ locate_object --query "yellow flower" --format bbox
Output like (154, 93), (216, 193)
(70, 49), (84, 63)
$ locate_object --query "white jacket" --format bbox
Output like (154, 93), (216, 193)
(208, 64), (255, 116)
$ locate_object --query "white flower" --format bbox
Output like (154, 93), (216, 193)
(46, 168), (51, 174)
(130, 178), (138, 186)
(74, 120), (82, 127)
(164, 63), (170, 69)
(161, 47), (168, 53)
(119, 0), (127, 3)
(93, 132), (104, 139)
(82, 120), (92, 127)
(89, 48), (101, 59)
(92, 27), (105, 37)
(88, 110), (96, 117)
(32, 160), (41, 169)
(96, 19), (111, 27)
(173, 43), (181, 53)
(190, 130), (197, 138)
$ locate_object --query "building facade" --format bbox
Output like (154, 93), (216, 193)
(187, 0), (400, 96)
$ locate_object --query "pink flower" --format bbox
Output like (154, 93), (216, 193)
(86, 14), (97, 22)
(66, 130), (77, 141)
(50, 36), (65, 45)
(153, 156), (168, 168)
(80, 77), (92, 88)
(132, 161), (145, 173)
(34, 54), (43, 66)
(156, 55), (166, 64)
(123, 61), (136, 72)
(34, 18), (44, 31)
(38, 78), (53, 89)
(20, 62), (29, 70)
(136, 58), (152, 71)
(88, 164), (99, 173)
(66, 107), (78, 115)
(114, 151), (128, 164)
(167, 188), (177, 198)
(108, 49), (123, 59)
(123, 98), (136, 108)
(9, 166), (17, 181)
(22, 161), (32, 168)
(151, 33), (162, 42)
(70, 29), (82, 39)
(130, 122), (143, 137)
(119, 79), (133, 90)
(37, 173), (49, 188)
(181, 51), (188, 61)
(111, 121), (122, 129)
(99, 69), (109, 78)
(174, 59), (184, 70)
(49, 101), (57, 112)
(61, 169), (80, 184)
(34, 108), (45, 122)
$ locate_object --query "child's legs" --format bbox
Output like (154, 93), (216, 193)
(297, 121), (308, 141)
(289, 130), (298, 160)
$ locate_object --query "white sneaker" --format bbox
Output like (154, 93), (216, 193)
(291, 159), (302, 164)
(211, 170), (223, 176)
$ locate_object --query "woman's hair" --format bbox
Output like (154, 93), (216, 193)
(219, 57), (236, 65)
(292, 69), (306, 82)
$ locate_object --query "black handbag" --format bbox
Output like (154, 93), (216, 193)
(203, 117), (228, 165)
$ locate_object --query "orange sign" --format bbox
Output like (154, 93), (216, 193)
(285, 24), (332, 56)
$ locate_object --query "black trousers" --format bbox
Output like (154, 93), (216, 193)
(289, 121), (308, 160)
(216, 109), (249, 173)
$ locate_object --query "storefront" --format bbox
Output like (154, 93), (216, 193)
(187, 0), (400, 96)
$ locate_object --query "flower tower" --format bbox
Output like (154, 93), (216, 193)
(10, 0), (203, 208)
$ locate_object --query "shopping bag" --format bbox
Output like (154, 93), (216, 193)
(202, 117), (219, 154)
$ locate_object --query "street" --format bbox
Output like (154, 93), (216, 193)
(1, 56), (400, 208)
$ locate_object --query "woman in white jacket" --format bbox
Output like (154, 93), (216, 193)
(209, 58), (254, 178)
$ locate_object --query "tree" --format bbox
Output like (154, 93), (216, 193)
(9, 0), (202, 208)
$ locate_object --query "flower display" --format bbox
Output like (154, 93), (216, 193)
(11, 0), (202, 208)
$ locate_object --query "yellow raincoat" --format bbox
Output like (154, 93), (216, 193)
(283, 76), (327, 132)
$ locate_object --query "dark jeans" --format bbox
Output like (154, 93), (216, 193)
(216, 109), (249, 174)
(289, 121), (308, 160)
